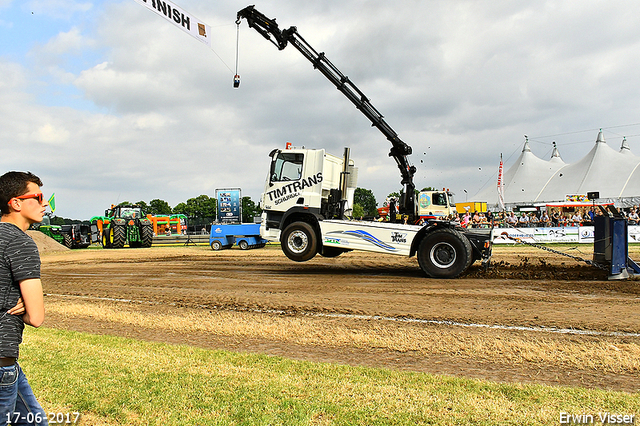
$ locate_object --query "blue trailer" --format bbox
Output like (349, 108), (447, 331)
(209, 223), (267, 250)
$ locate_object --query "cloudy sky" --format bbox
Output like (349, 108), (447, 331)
(3, 0), (640, 220)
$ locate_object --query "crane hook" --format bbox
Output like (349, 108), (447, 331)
(234, 19), (241, 88)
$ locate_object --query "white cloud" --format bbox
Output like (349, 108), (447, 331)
(4, 0), (640, 219)
(33, 27), (95, 58)
(31, 123), (70, 144)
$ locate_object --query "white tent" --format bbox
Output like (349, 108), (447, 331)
(474, 130), (640, 209)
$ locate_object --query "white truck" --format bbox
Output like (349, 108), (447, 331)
(238, 6), (492, 278)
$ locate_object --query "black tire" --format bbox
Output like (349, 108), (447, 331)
(281, 221), (317, 262)
(63, 233), (73, 249)
(141, 225), (153, 248)
(238, 240), (249, 250)
(417, 228), (473, 278)
(321, 246), (348, 258)
(111, 225), (126, 249)
(101, 229), (112, 248)
(211, 240), (223, 251)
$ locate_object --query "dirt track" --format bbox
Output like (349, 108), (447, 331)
(35, 240), (640, 393)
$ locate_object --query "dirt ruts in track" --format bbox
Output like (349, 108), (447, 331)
(37, 245), (640, 392)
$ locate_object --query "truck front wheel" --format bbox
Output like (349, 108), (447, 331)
(281, 222), (317, 262)
(417, 228), (472, 278)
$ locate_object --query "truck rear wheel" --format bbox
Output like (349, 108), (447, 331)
(211, 240), (223, 251)
(238, 240), (249, 250)
(281, 221), (317, 262)
(417, 228), (472, 278)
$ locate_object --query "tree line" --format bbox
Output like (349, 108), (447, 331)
(50, 186), (433, 226)
(50, 195), (262, 227)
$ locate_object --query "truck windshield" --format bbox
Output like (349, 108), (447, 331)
(432, 193), (448, 206)
(271, 153), (303, 182)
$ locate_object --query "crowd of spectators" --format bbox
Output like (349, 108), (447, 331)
(454, 206), (604, 228)
(620, 205), (640, 224)
(385, 204), (640, 228)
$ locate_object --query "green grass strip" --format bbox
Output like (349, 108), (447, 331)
(20, 328), (639, 426)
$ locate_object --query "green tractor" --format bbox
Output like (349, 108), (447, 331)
(91, 204), (153, 248)
(32, 215), (91, 249)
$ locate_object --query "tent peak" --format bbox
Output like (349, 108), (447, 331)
(596, 129), (606, 144)
(620, 136), (631, 153)
(551, 141), (562, 159)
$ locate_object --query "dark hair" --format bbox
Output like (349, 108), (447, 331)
(0, 171), (44, 215)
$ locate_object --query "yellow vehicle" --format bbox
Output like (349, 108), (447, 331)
(455, 201), (487, 214)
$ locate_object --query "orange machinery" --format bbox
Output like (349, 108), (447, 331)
(147, 214), (187, 235)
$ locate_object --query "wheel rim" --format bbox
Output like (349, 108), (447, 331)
(429, 242), (456, 268)
(287, 230), (308, 254)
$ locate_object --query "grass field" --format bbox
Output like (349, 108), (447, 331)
(21, 327), (639, 426)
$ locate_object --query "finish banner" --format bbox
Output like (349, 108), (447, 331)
(133, 0), (211, 48)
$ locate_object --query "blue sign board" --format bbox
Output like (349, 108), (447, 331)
(216, 188), (242, 223)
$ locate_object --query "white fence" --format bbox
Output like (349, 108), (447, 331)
(491, 226), (640, 244)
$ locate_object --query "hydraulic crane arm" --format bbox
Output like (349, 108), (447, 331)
(237, 5), (417, 218)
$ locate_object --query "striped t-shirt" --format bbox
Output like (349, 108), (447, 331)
(0, 222), (41, 358)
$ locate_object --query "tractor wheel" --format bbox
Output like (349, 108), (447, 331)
(63, 234), (73, 249)
(211, 240), (223, 251)
(238, 240), (249, 250)
(111, 224), (126, 249)
(141, 225), (153, 248)
(281, 221), (317, 262)
(417, 228), (473, 278)
(102, 229), (112, 248)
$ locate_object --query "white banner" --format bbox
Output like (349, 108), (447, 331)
(492, 226), (640, 244)
(133, 0), (211, 48)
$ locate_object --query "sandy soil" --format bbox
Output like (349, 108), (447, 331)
(32, 235), (640, 393)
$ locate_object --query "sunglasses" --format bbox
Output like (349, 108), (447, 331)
(12, 192), (44, 204)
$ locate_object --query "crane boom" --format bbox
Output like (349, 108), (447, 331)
(236, 5), (417, 219)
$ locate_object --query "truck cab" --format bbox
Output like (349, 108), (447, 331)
(417, 190), (456, 219)
(261, 146), (357, 242)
